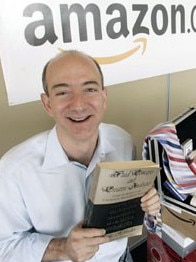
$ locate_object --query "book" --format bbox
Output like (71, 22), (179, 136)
(83, 160), (159, 240)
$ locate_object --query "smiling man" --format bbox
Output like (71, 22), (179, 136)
(0, 50), (160, 262)
(41, 51), (107, 166)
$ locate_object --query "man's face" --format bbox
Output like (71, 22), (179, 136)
(41, 53), (107, 143)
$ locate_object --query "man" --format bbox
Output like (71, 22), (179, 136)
(0, 50), (160, 262)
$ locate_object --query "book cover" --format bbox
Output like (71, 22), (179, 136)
(83, 160), (159, 240)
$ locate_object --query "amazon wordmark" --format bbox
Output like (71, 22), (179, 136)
(23, 3), (188, 46)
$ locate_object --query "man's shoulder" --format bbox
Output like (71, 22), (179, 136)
(0, 130), (50, 172)
(99, 123), (136, 159)
(100, 123), (132, 138)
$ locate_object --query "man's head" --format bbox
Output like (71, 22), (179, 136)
(42, 50), (104, 96)
(41, 50), (107, 145)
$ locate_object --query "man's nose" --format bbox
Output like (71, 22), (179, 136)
(70, 93), (86, 109)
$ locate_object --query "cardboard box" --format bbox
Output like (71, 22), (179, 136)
(145, 106), (196, 240)
(161, 203), (196, 241)
(147, 231), (196, 262)
(162, 223), (196, 258)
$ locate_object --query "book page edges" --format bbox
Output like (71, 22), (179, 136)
(97, 160), (159, 169)
(107, 224), (143, 241)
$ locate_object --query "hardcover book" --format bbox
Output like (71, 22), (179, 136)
(83, 160), (159, 240)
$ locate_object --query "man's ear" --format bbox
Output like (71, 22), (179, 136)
(103, 87), (108, 110)
(40, 93), (53, 117)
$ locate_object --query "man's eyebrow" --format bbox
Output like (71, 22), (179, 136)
(51, 83), (69, 89)
(51, 80), (100, 89)
(82, 80), (99, 86)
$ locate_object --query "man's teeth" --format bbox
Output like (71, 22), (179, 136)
(70, 117), (87, 121)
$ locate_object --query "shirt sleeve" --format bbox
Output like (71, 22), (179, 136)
(0, 176), (53, 262)
(0, 232), (54, 262)
(144, 214), (157, 233)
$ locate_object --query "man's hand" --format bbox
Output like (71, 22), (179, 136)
(140, 187), (160, 216)
(64, 222), (109, 261)
(42, 222), (109, 262)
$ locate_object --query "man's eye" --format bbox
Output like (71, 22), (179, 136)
(56, 91), (69, 96)
(85, 88), (97, 93)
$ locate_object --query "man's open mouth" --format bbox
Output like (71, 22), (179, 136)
(68, 116), (91, 122)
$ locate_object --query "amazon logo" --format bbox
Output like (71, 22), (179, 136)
(93, 38), (146, 64)
(165, 207), (196, 226)
(23, 3), (196, 64)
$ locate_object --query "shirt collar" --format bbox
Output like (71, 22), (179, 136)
(42, 124), (115, 171)
(42, 126), (69, 170)
(97, 124), (115, 158)
(87, 127), (115, 174)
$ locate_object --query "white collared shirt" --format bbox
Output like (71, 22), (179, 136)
(0, 123), (135, 262)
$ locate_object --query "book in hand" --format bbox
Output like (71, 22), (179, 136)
(83, 160), (159, 241)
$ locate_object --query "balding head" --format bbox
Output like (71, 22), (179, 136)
(42, 50), (104, 96)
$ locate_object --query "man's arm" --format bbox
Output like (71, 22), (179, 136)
(42, 223), (109, 262)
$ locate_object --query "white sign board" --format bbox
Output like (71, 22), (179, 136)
(0, 0), (196, 105)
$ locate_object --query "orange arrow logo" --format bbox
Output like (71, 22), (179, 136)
(94, 37), (147, 64)
(59, 37), (147, 65)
